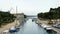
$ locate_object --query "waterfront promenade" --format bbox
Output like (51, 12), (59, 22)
(0, 20), (20, 34)
(51, 27), (60, 34)
(0, 13), (25, 34)
(37, 19), (60, 34)
(14, 19), (55, 34)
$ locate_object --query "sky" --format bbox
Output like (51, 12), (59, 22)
(0, 0), (60, 15)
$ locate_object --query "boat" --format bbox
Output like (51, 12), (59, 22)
(3, 30), (9, 34)
(41, 24), (52, 31)
(32, 19), (34, 22)
(41, 24), (47, 28)
(16, 26), (20, 29)
(45, 28), (53, 32)
(45, 27), (52, 31)
(41, 24), (51, 29)
(9, 26), (18, 33)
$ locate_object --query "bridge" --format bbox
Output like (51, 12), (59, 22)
(27, 15), (37, 17)
(26, 15), (37, 19)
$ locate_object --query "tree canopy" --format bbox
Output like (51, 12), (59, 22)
(38, 7), (60, 20)
(0, 11), (16, 27)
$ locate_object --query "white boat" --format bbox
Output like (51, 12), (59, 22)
(9, 26), (17, 33)
(45, 27), (52, 31)
(3, 30), (9, 34)
(41, 24), (52, 31)
(10, 26), (16, 30)
(46, 27), (52, 30)
(41, 24), (47, 28)
(41, 24), (51, 29)
(16, 26), (20, 29)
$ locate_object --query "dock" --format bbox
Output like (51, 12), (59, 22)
(0, 13), (25, 34)
(37, 19), (60, 34)
(51, 27), (60, 34)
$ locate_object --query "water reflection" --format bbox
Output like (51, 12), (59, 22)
(8, 18), (57, 34)
(16, 19), (56, 34)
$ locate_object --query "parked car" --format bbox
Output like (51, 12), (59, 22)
(53, 24), (60, 29)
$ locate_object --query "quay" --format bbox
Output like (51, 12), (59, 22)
(2, 16), (58, 34)
(51, 27), (60, 34)
(37, 19), (60, 34)
(0, 13), (25, 34)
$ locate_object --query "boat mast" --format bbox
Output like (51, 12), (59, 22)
(16, 6), (18, 27)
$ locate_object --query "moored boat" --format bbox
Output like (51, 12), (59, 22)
(9, 26), (17, 33)
(3, 30), (9, 34)
(45, 27), (52, 31)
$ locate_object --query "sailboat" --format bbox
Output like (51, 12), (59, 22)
(9, 6), (20, 33)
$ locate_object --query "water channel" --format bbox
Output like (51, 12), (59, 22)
(8, 17), (57, 34)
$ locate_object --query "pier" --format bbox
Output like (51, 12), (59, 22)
(51, 27), (60, 34)
(37, 19), (60, 34)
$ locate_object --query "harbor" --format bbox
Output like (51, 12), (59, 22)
(37, 19), (60, 34)
(0, 0), (60, 34)
(2, 16), (57, 34)
(0, 13), (25, 34)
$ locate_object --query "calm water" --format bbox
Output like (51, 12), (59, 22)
(8, 18), (57, 34)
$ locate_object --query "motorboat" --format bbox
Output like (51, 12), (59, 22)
(45, 27), (52, 30)
(3, 30), (9, 34)
(16, 26), (20, 29)
(9, 26), (17, 33)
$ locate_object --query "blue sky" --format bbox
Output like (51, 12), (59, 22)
(0, 0), (60, 15)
